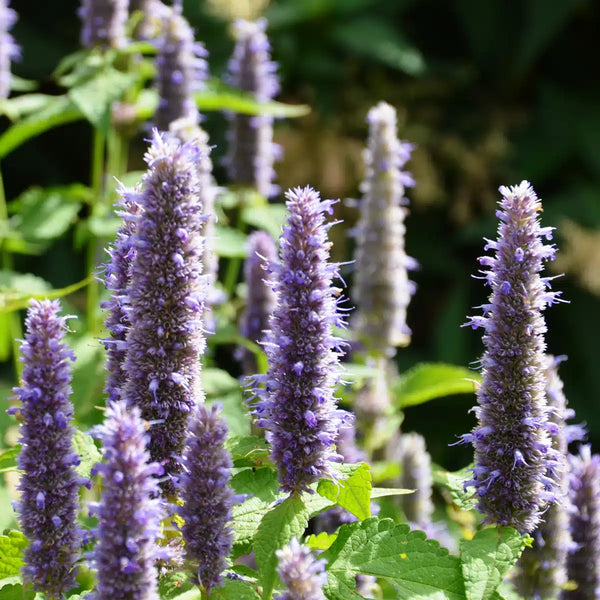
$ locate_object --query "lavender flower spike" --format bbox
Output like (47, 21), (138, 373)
(179, 404), (234, 591)
(155, 7), (208, 132)
(352, 101), (417, 357)
(79, 0), (128, 49)
(461, 181), (565, 533)
(90, 401), (166, 600)
(225, 18), (281, 197)
(238, 230), (277, 374)
(254, 186), (349, 494)
(0, 0), (19, 99)
(564, 445), (600, 600)
(12, 299), (81, 597)
(275, 538), (327, 600)
(122, 130), (208, 493)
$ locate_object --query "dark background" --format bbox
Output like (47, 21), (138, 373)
(5, 0), (600, 468)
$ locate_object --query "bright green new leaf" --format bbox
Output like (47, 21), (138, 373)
(460, 527), (529, 600)
(214, 226), (248, 258)
(0, 530), (27, 579)
(0, 94), (56, 121)
(317, 463), (372, 521)
(393, 362), (480, 408)
(240, 204), (288, 240)
(72, 429), (101, 479)
(0, 445), (20, 473)
(433, 464), (478, 511)
(306, 531), (338, 551)
(254, 495), (309, 600)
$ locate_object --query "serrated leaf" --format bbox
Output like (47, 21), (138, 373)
(433, 464), (478, 511)
(214, 226), (248, 258)
(0, 583), (37, 600)
(306, 531), (338, 551)
(227, 436), (270, 468)
(394, 362), (480, 408)
(460, 527), (529, 600)
(318, 463), (372, 521)
(255, 495), (310, 599)
(322, 518), (465, 600)
(0, 445), (20, 473)
(158, 571), (196, 600)
(210, 579), (261, 600)
(72, 429), (101, 479)
(0, 530), (27, 579)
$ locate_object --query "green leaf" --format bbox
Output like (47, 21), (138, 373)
(370, 487), (414, 499)
(0, 94), (57, 121)
(10, 75), (38, 92)
(158, 571), (197, 600)
(214, 226), (248, 258)
(72, 429), (101, 479)
(393, 362), (480, 408)
(0, 583), (37, 600)
(0, 95), (82, 159)
(306, 531), (338, 551)
(227, 435), (271, 468)
(232, 468), (279, 503)
(460, 527), (529, 600)
(254, 495), (310, 599)
(318, 463), (372, 521)
(240, 204), (287, 240)
(0, 445), (20, 473)
(207, 389), (252, 437)
(433, 464), (478, 511)
(210, 579), (261, 600)
(203, 368), (240, 397)
(0, 530), (27, 579)
(321, 518), (465, 600)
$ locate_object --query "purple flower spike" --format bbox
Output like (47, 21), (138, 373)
(130, 0), (171, 42)
(179, 404), (234, 591)
(90, 401), (166, 600)
(79, 0), (128, 49)
(12, 299), (81, 597)
(352, 102), (417, 357)
(275, 538), (327, 600)
(564, 446), (600, 600)
(122, 130), (209, 494)
(155, 7), (208, 132)
(254, 186), (350, 494)
(0, 0), (19, 99)
(461, 181), (565, 534)
(225, 18), (281, 197)
(238, 230), (278, 374)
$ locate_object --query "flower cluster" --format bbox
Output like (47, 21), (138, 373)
(275, 538), (327, 600)
(462, 181), (563, 533)
(89, 401), (166, 600)
(79, 0), (128, 49)
(0, 0), (19, 99)
(178, 404), (234, 591)
(225, 18), (280, 197)
(254, 186), (349, 494)
(352, 101), (416, 356)
(121, 130), (209, 493)
(12, 300), (81, 597)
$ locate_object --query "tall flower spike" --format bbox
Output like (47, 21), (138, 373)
(254, 186), (349, 494)
(564, 446), (600, 600)
(275, 538), (327, 600)
(352, 101), (416, 357)
(90, 401), (166, 600)
(102, 196), (139, 402)
(225, 18), (280, 197)
(461, 181), (565, 533)
(122, 130), (208, 494)
(12, 299), (81, 597)
(179, 404), (234, 591)
(0, 0), (19, 100)
(238, 230), (278, 374)
(79, 0), (128, 49)
(513, 355), (582, 599)
(154, 7), (208, 132)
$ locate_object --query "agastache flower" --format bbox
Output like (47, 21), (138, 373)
(225, 18), (281, 197)
(275, 538), (327, 600)
(0, 0), (19, 99)
(12, 299), (81, 597)
(254, 186), (349, 494)
(460, 181), (565, 533)
(79, 0), (128, 49)
(155, 7), (208, 132)
(352, 101), (416, 357)
(89, 401), (166, 600)
(122, 130), (208, 494)
(564, 446), (600, 600)
(238, 230), (278, 374)
(178, 404), (234, 591)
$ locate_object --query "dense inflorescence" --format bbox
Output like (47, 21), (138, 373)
(102, 196), (139, 402)
(0, 0), (19, 99)
(564, 446), (600, 600)
(79, 0), (128, 49)
(238, 230), (278, 374)
(90, 401), (166, 600)
(121, 130), (208, 493)
(254, 186), (349, 494)
(275, 538), (327, 600)
(225, 18), (280, 197)
(352, 101), (416, 356)
(178, 404), (234, 591)
(154, 7), (208, 133)
(461, 181), (564, 533)
(12, 300), (81, 597)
